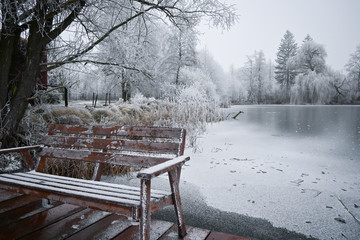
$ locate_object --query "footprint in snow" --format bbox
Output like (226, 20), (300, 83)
(291, 179), (304, 186)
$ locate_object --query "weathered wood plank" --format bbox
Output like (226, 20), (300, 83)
(0, 183), (138, 219)
(0, 203), (84, 239)
(0, 199), (62, 228)
(2, 172), (170, 203)
(0, 177), (140, 206)
(113, 220), (174, 240)
(44, 135), (180, 154)
(28, 171), (171, 196)
(206, 232), (250, 240)
(137, 156), (190, 180)
(48, 124), (183, 139)
(140, 178), (152, 240)
(40, 147), (170, 167)
(0, 145), (42, 154)
(0, 189), (21, 201)
(20, 209), (111, 240)
(65, 213), (132, 240)
(159, 224), (211, 240)
(0, 194), (38, 214)
(168, 166), (187, 237)
(19, 150), (35, 170)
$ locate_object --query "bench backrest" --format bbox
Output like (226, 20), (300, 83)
(36, 124), (186, 174)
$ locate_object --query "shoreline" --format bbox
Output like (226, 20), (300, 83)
(152, 180), (318, 240)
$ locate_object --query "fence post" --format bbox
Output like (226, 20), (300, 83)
(104, 93), (108, 106)
(94, 94), (98, 108)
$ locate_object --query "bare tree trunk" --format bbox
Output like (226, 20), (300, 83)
(0, 34), (15, 111)
(0, 1), (19, 113)
(2, 21), (44, 147)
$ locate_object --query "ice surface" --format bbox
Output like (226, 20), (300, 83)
(181, 105), (360, 240)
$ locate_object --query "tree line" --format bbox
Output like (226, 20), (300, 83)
(231, 31), (360, 104)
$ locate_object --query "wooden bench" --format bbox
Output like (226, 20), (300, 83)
(0, 124), (190, 240)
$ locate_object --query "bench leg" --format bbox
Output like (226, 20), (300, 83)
(169, 166), (187, 237)
(41, 198), (52, 208)
(140, 179), (151, 240)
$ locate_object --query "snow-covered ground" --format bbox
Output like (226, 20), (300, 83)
(180, 105), (360, 240)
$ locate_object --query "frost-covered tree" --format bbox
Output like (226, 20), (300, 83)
(289, 39), (354, 104)
(253, 50), (266, 103)
(238, 50), (272, 103)
(290, 68), (350, 104)
(168, 27), (198, 86)
(303, 34), (313, 43)
(0, 0), (236, 147)
(345, 44), (360, 99)
(197, 49), (230, 105)
(294, 38), (327, 74)
(275, 30), (298, 102)
(242, 55), (255, 102)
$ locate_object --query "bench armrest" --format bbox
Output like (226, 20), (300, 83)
(0, 145), (43, 154)
(137, 156), (190, 180)
(0, 145), (43, 170)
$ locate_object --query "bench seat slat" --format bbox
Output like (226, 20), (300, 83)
(40, 147), (170, 167)
(14, 172), (168, 199)
(0, 175), (141, 206)
(48, 125), (183, 139)
(43, 136), (180, 154)
(28, 171), (170, 196)
(3, 174), (161, 202)
(0, 173), (174, 209)
(0, 174), (141, 205)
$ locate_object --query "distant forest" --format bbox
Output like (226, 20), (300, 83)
(63, 29), (360, 106)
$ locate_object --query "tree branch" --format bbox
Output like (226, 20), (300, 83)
(44, 0), (86, 44)
(45, 7), (154, 71)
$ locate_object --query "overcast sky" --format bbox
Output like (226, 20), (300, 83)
(197, 0), (360, 72)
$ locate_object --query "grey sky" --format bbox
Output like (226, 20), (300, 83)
(197, 0), (360, 72)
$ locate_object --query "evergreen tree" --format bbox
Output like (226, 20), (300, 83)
(303, 34), (314, 43)
(345, 44), (360, 98)
(275, 30), (298, 102)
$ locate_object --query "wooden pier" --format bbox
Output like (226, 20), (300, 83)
(0, 189), (249, 240)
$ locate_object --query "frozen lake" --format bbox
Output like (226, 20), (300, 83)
(234, 105), (360, 161)
(180, 105), (360, 240)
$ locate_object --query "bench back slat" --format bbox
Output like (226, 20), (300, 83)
(43, 136), (180, 155)
(37, 124), (186, 173)
(48, 124), (183, 139)
(40, 148), (171, 167)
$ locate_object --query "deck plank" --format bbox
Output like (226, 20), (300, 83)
(0, 189), (249, 240)
(0, 194), (38, 214)
(206, 232), (250, 240)
(65, 213), (133, 240)
(113, 220), (174, 240)
(0, 203), (84, 240)
(0, 199), (62, 228)
(159, 224), (211, 240)
(0, 189), (21, 201)
(20, 209), (111, 240)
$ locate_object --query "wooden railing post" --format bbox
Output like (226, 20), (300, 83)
(19, 150), (35, 170)
(140, 178), (151, 240)
(168, 166), (187, 237)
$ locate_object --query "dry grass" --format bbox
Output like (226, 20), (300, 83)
(15, 96), (224, 178)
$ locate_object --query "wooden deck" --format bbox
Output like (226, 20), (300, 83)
(0, 189), (249, 240)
